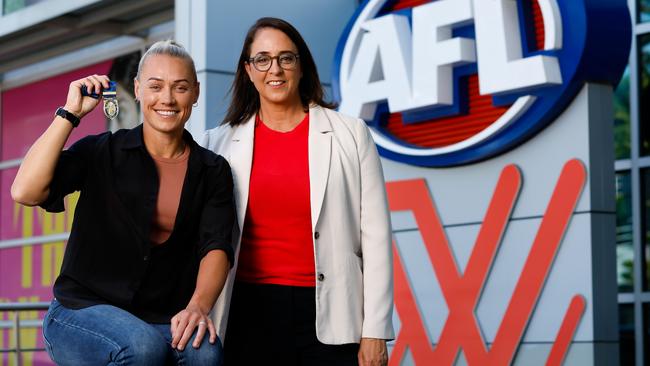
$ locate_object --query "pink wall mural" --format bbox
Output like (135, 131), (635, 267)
(1, 61), (112, 366)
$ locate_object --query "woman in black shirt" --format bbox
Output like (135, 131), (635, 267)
(11, 40), (234, 366)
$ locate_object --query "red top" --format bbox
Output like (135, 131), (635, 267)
(236, 113), (315, 287)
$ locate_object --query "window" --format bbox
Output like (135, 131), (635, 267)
(618, 171), (634, 292)
(615, 66), (631, 160)
(637, 35), (650, 156)
(640, 0), (650, 24)
(620, 303), (636, 366)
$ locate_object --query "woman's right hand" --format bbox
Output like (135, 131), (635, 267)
(11, 74), (111, 206)
(63, 75), (111, 118)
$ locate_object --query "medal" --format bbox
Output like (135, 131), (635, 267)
(102, 82), (118, 119)
(81, 81), (119, 119)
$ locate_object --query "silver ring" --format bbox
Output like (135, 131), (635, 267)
(198, 321), (206, 326)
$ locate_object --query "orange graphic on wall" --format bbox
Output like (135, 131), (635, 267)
(387, 159), (587, 365)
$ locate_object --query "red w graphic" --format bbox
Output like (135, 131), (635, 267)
(387, 159), (587, 365)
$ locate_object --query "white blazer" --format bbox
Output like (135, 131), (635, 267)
(202, 105), (394, 344)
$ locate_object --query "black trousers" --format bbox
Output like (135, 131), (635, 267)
(224, 282), (359, 366)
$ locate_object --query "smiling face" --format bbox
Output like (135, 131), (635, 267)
(134, 54), (199, 135)
(245, 27), (303, 109)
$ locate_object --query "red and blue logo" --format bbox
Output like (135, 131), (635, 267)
(333, 0), (631, 167)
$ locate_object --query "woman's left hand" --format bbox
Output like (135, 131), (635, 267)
(170, 304), (216, 351)
(358, 337), (388, 366)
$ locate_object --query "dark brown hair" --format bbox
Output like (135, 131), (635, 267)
(222, 17), (336, 126)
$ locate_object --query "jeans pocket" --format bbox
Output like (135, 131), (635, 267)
(43, 300), (62, 324)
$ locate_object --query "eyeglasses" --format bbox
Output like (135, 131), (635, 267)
(247, 52), (300, 72)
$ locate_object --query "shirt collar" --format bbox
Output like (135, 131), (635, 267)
(121, 123), (195, 151)
(122, 124), (145, 150)
(120, 123), (219, 167)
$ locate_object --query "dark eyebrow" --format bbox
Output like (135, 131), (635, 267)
(252, 50), (296, 56)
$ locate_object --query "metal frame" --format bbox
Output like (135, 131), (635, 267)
(0, 20), (173, 92)
(0, 302), (50, 366)
(617, 1), (650, 364)
(0, 0), (101, 37)
(0, 233), (70, 250)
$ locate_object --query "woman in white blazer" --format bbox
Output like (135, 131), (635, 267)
(203, 17), (394, 366)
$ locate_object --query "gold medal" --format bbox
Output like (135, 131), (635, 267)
(81, 81), (119, 119)
(102, 81), (118, 119)
(103, 98), (119, 119)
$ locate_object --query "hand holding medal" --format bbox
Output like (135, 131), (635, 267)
(62, 74), (113, 124)
(81, 81), (119, 119)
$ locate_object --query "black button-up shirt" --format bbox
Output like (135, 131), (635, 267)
(40, 124), (235, 323)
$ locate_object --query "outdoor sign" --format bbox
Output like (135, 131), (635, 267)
(334, 0), (630, 167)
(334, 1), (631, 365)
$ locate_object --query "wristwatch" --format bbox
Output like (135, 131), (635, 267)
(55, 107), (81, 128)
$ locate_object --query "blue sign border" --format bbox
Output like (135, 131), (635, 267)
(332, 0), (631, 167)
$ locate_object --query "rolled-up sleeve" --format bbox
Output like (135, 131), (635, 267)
(39, 135), (98, 213)
(198, 156), (236, 266)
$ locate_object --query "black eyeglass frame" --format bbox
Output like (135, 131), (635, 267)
(247, 52), (300, 72)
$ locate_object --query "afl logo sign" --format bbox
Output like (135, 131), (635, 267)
(333, 0), (630, 167)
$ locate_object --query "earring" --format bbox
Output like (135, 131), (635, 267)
(193, 102), (198, 107)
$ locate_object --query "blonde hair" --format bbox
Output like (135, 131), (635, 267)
(136, 40), (197, 82)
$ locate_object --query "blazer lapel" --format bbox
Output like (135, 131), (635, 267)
(229, 116), (255, 230)
(308, 106), (332, 230)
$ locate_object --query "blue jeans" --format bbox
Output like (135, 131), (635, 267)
(42, 300), (223, 366)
